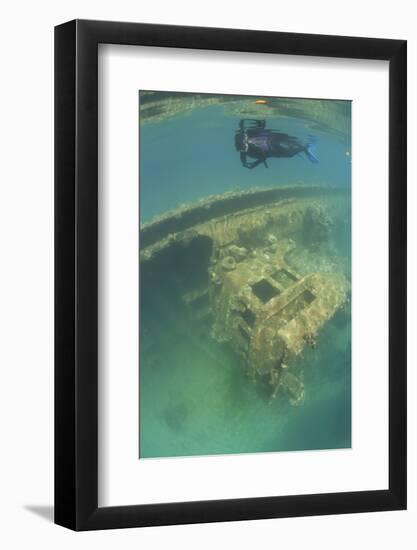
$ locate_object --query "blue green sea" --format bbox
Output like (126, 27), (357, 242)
(139, 92), (351, 459)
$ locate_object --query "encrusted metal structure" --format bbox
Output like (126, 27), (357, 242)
(141, 186), (349, 404)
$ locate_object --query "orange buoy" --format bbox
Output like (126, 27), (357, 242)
(255, 99), (267, 105)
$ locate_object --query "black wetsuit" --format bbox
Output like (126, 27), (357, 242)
(235, 119), (315, 169)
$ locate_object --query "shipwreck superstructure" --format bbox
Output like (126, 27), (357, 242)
(140, 186), (350, 405)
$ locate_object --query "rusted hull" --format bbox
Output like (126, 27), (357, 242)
(141, 185), (350, 404)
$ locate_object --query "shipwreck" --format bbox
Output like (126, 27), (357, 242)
(140, 185), (350, 405)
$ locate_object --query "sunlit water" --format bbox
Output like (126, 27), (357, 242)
(139, 97), (351, 458)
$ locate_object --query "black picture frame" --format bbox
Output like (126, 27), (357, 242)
(55, 19), (407, 531)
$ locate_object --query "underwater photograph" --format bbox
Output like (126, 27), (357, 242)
(139, 91), (351, 459)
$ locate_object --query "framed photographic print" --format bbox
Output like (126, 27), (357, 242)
(55, 20), (406, 530)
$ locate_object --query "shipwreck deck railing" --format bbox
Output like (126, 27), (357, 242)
(140, 185), (346, 249)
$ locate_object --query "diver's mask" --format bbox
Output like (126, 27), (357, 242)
(235, 131), (249, 152)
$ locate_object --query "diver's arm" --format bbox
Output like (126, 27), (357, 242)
(240, 153), (267, 169)
(248, 156), (268, 169)
(247, 159), (264, 169)
(240, 152), (249, 167)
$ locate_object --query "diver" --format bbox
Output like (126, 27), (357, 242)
(235, 119), (319, 169)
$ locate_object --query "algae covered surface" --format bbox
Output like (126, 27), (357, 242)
(139, 91), (351, 459)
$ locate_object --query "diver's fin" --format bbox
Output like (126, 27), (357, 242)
(304, 144), (319, 164)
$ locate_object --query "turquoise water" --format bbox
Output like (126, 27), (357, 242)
(139, 94), (351, 459)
